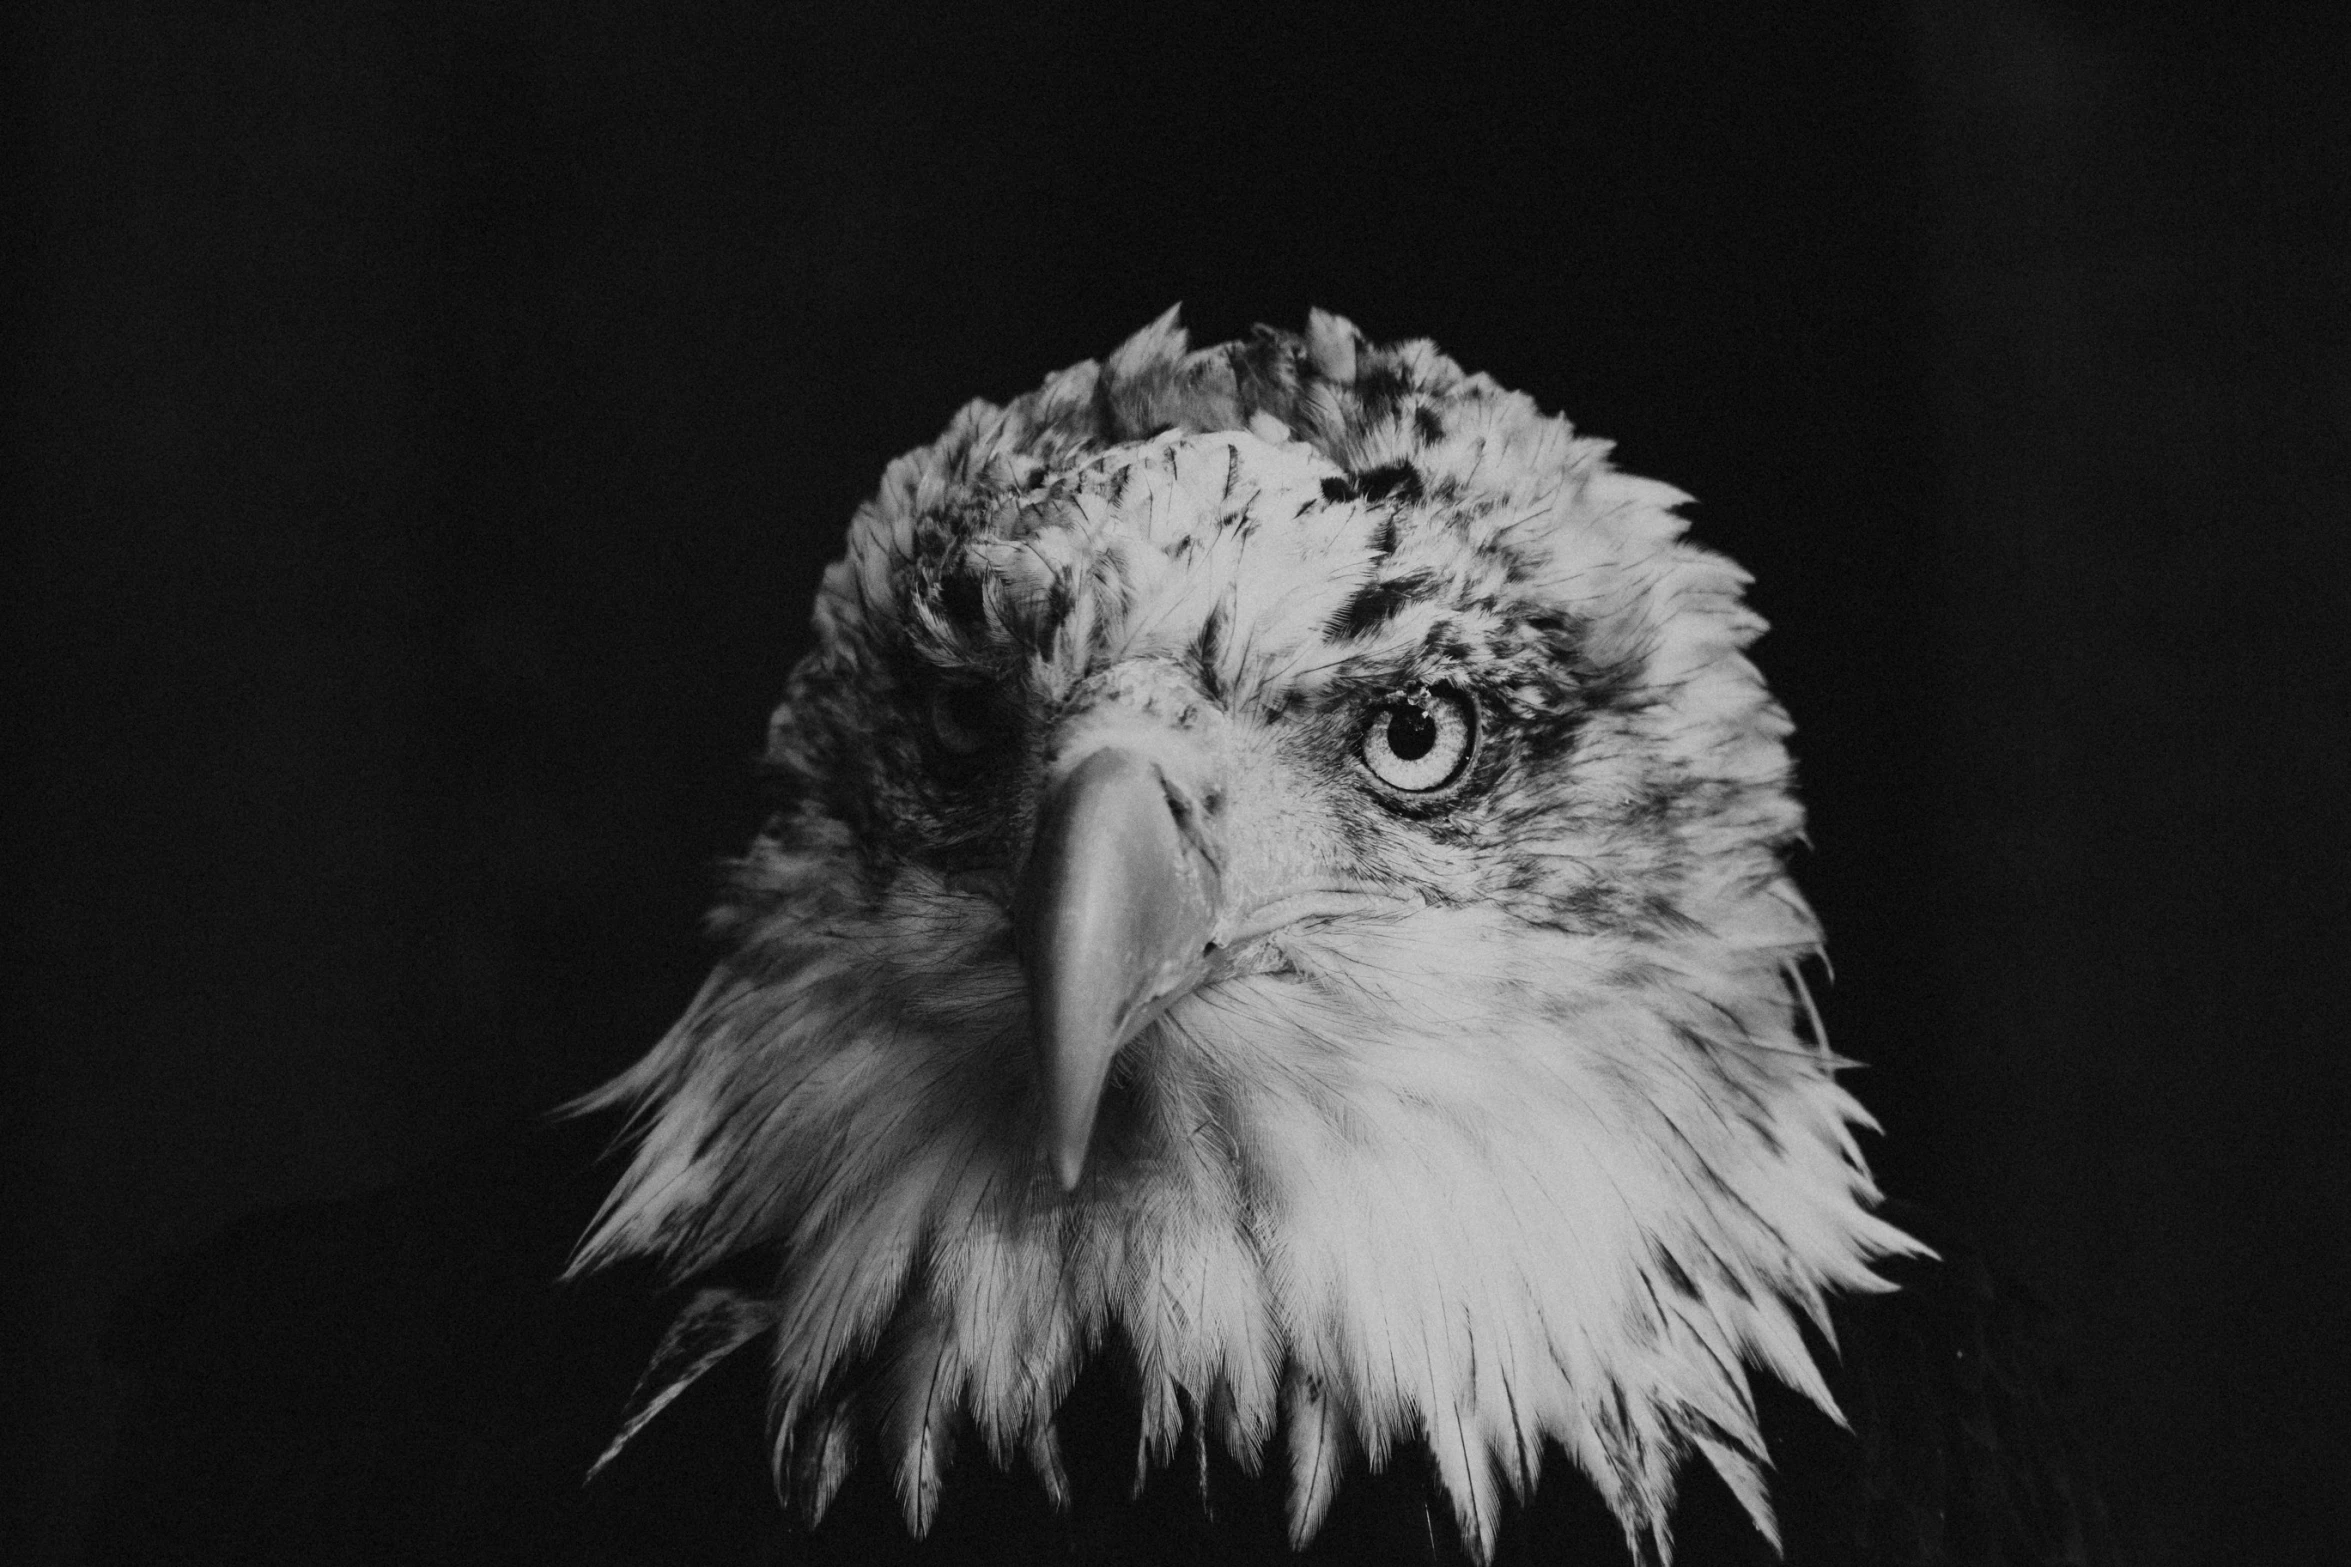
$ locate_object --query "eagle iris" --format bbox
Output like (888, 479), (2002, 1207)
(1360, 685), (1475, 792)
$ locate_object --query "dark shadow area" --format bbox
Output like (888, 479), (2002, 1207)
(8, 2), (2341, 1562)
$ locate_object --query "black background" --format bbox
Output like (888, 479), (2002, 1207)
(8, 2), (2345, 1563)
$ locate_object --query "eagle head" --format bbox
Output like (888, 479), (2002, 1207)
(571, 309), (1919, 1561)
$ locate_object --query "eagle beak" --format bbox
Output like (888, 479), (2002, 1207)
(1015, 745), (1221, 1192)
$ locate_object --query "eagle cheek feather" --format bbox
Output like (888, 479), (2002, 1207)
(568, 308), (1924, 1564)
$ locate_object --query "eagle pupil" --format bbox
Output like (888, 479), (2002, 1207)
(1386, 702), (1438, 761)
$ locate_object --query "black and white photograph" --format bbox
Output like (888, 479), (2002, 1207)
(9, 4), (2345, 1563)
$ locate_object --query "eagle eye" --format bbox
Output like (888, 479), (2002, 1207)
(1359, 685), (1477, 793)
(929, 682), (1000, 758)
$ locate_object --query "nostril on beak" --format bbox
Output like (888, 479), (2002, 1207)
(1159, 775), (1193, 829)
(1151, 772), (1226, 884)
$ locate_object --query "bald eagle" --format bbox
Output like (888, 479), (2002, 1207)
(557, 312), (2113, 1566)
(91, 311), (2117, 1567)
